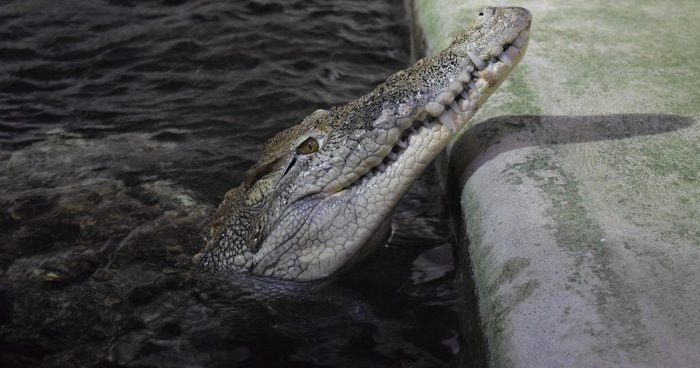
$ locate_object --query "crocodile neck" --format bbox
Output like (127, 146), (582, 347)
(196, 7), (532, 281)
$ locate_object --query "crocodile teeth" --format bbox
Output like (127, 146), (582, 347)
(459, 99), (474, 112)
(439, 110), (457, 132)
(449, 80), (463, 94)
(354, 28), (529, 190)
(498, 52), (513, 67)
(457, 72), (472, 83)
(437, 92), (454, 105)
(513, 31), (528, 47)
(477, 67), (492, 79)
(467, 50), (486, 70)
(425, 101), (445, 117)
(506, 45), (522, 59)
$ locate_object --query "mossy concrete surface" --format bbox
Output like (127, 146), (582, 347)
(414, 1), (700, 367)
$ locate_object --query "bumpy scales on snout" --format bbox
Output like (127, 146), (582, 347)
(195, 7), (532, 281)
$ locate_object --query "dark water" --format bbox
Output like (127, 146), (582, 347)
(0, 0), (461, 367)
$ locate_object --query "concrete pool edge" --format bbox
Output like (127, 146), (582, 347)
(411, 1), (700, 367)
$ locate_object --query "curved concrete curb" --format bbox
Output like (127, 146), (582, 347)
(413, 1), (700, 366)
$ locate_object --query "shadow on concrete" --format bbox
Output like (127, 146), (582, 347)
(444, 113), (694, 368)
(449, 113), (696, 186)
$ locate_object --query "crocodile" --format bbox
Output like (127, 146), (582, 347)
(195, 7), (532, 281)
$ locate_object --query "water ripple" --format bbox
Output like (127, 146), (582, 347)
(0, 1), (460, 367)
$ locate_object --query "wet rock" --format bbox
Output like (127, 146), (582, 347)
(125, 186), (159, 206)
(91, 267), (116, 281)
(56, 191), (102, 214)
(161, 267), (182, 275)
(103, 295), (122, 307)
(0, 342), (51, 367)
(0, 287), (11, 324)
(5, 195), (55, 220)
(107, 330), (152, 365)
(12, 221), (80, 256)
(39, 270), (64, 283)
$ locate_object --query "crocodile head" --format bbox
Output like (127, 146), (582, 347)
(196, 7), (532, 281)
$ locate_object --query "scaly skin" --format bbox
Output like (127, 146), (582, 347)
(195, 7), (532, 281)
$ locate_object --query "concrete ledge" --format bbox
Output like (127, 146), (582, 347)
(413, 1), (700, 366)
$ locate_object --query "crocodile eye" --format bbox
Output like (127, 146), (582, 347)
(297, 137), (319, 155)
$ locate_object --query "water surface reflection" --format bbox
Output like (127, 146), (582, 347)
(0, 0), (460, 366)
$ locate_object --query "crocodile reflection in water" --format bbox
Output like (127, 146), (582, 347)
(196, 7), (532, 281)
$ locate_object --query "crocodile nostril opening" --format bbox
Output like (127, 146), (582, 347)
(478, 12), (483, 16)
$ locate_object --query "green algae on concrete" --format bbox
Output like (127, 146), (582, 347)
(565, 131), (700, 245)
(508, 148), (651, 354)
(464, 185), (542, 368)
(464, 188), (510, 367)
(414, 0), (700, 366)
